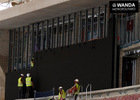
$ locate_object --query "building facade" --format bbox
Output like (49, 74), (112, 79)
(0, 0), (139, 100)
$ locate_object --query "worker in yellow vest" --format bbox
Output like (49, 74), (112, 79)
(58, 86), (66, 100)
(25, 73), (34, 98)
(31, 57), (34, 67)
(17, 74), (24, 98)
(72, 79), (80, 100)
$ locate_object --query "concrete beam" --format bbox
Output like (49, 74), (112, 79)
(0, 0), (112, 29)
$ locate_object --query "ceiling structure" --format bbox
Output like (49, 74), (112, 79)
(0, 0), (120, 29)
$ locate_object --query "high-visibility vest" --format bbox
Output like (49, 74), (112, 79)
(26, 77), (32, 87)
(59, 89), (66, 99)
(74, 83), (80, 94)
(31, 61), (34, 67)
(18, 77), (23, 87)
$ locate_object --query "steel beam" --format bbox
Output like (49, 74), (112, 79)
(104, 5), (107, 38)
(73, 13), (76, 44)
(45, 20), (49, 50)
(91, 8), (94, 40)
(17, 28), (20, 70)
(26, 25), (29, 69)
(79, 11), (82, 43)
(12, 29), (15, 71)
(31, 24), (34, 58)
(8, 30), (12, 72)
(35, 23), (39, 52)
(51, 19), (54, 49)
(21, 27), (24, 70)
(40, 22), (44, 51)
(62, 16), (65, 47)
(68, 14), (70, 46)
(97, 7), (100, 38)
(57, 18), (59, 48)
(85, 10), (88, 41)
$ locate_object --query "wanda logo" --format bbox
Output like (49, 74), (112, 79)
(109, 1), (138, 13)
(115, 3), (135, 8)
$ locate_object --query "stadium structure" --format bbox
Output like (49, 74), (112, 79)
(0, 0), (140, 100)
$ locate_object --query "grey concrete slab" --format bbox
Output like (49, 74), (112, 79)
(0, 30), (9, 56)
(0, 0), (117, 29)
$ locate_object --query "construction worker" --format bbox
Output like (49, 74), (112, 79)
(25, 73), (34, 98)
(58, 86), (66, 100)
(72, 79), (80, 100)
(31, 57), (34, 67)
(17, 74), (24, 98)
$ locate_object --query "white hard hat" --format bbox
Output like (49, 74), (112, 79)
(74, 79), (79, 82)
(21, 74), (24, 76)
(27, 73), (30, 77)
(59, 86), (63, 89)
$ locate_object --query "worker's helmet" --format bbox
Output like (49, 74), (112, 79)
(27, 73), (30, 77)
(59, 86), (63, 90)
(74, 79), (79, 82)
(32, 57), (34, 60)
(21, 74), (24, 76)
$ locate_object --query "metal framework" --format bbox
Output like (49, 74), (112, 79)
(8, 6), (108, 72)
(120, 12), (140, 48)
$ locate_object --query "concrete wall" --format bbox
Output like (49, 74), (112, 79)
(0, 30), (9, 100)
(0, 66), (5, 100)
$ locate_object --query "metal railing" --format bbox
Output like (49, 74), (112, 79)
(79, 85), (140, 100)
(86, 84), (92, 100)
(14, 85), (140, 100)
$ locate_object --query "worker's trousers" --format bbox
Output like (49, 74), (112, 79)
(25, 86), (33, 98)
(73, 94), (78, 100)
(18, 87), (24, 98)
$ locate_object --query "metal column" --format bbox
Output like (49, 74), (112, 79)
(133, 13), (136, 41)
(135, 12), (139, 40)
(91, 8), (94, 40)
(35, 23), (39, 52)
(79, 11), (82, 43)
(31, 24), (34, 58)
(120, 14), (124, 45)
(40, 22), (44, 51)
(126, 14), (128, 44)
(21, 27), (24, 70)
(26, 26), (29, 69)
(12, 29), (16, 71)
(138, 12), (140, 40)
(62, 16), (65, 47)
(104, 5), (107, 38)
(97, 7), (100, 38)
(48, 21), (50, 49)
(17, 28), (20, 70)
(45, 20), (49, 50)
(73, 13), (76, 44)
(68, 14), (70, 46)
(51, 19), (54, 49)
(85, 10), (88, 41)
(57, 18), (59, 48)
(8, 30), (12, 72)
(113, 13), (118, 88)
